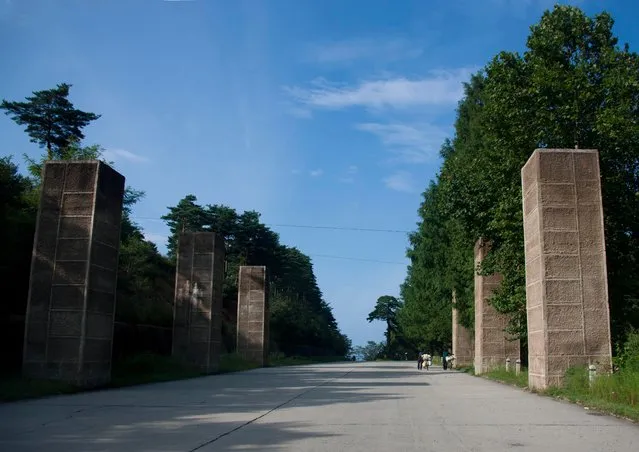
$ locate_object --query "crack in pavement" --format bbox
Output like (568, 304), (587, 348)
(187, 368), (355, 452)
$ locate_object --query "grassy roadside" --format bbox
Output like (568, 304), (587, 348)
(479, 365), (528, 388)
(0, 353), (348, 403)
(543, 367), (639, 422)
(475, 365), (639, 423)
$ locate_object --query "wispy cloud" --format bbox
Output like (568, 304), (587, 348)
(102, 148), (148, 163)
(309, 169), (324, 177)
(305, 38), (423, 64)
(284, 68), (475, 111)
(356, 123), (450, 164)
(143, 232), (168, 246)
(288, 106), (313, 119)
(340, 165), (359, 183)
(383, 171), (419, 193)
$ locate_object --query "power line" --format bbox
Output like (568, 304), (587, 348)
(130, 216), (410, 266)
(267, 224), (410, 234)
(130, 216), (411, 234)
(309, 253), (407, 266)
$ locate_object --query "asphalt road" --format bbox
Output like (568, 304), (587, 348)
(1, 361), (637, 451)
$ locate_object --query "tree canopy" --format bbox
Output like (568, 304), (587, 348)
(1, 83), (350, 371)
(1, 83), (100, 159)
(162, 195), (350, 356)
(367, 295), (402, 351)
(396, 5), (639, 353)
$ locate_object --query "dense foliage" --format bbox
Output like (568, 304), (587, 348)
(1, 83), (350, 371)
(397, 5), (639, 353)
(352, 341), (385, 361)
(162, 196), (351, 356)
(1, 83), (100, 159)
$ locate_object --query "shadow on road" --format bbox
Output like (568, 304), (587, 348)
(1, 363), (426, 451)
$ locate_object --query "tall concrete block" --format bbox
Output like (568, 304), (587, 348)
(452, 291), (474, 367)
(474, 240), (520, 374)
(522, 149), (612, 390)
(237, 266), (269, 366)
(172, 232), (225, 373)
(22, 161), (125, 387)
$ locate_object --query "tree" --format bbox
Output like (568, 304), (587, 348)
(162, 195), (351, 357)
(352, 341), (385, 361)
(1, 83), (100, 159)
(402, 4), (639, 356)
(367, 295), (402, 353)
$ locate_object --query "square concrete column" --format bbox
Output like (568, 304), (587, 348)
(452, 291), (474, 367)
(522, 149), (612, 390)
(474, 240), (520, 374)
(172, 232), (225, 373)
(236, 266), (269, 366)
(22, 161), (125, 387)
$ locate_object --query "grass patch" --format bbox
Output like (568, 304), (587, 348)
(111, 353), (205, 387)
(543, 367), (639, 422)
(0, 374), (82, 403)
(481, 365), (529, 388)
(455, 365), (475, 375)
(471, 362), (639, 423)
(220, 353), (262, 373)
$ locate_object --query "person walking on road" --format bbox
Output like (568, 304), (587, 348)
(442, 349), (449, 370)
(417, 351), (423, 370)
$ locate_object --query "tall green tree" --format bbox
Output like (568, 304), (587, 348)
(1, 83), (100, 159)
(401, 4), (639, 355)
(352, 341), (385, 361)
(367, 295), (402, 352)
(162, 195), (351, 357)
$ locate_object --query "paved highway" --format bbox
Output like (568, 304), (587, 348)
(1, 361), (637, 451)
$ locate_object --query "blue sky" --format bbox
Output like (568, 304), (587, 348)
(1, 0), (637, 348)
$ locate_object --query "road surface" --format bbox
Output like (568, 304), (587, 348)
(1, 361), (637, 451)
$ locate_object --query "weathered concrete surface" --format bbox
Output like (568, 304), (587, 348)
(1, 362), (637, 451)
(23, 161), (125, 388)
(452, 291), (474, 367)
(474, 240), (520, 374)
(236, 266), (269, 366)
(172, 232), (225, 373)
(522, 149), (613, 390)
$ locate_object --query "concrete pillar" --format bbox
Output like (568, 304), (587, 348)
(22, 161), (125, 387)
(452, 291), (474, 367)
(474, 240), (520, 374)
(236, 266), (269, 366)
(522, 149), (612, 390)
(172, 232), (225, 373)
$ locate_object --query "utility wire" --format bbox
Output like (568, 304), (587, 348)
(310, 253), (407, 266)
(130, 216), (411, 234)
(129, 216), (410, 265)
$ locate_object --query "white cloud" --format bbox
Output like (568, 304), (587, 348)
(309, 169), (324, 177)
(339, 165), (358, 184)
(288, 106), (313, 119)
(356, 122), (450, 164)
(143, 232), (168, 246)
(305, 38), (423, 64)
(102, 148), (148, 163)
(284, 68), (475, 111)
(383, 171), (419, 193)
